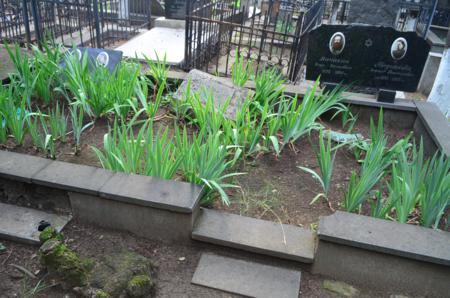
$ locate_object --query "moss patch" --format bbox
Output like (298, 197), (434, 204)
(39, 239), (89, 288)
(126, 274), (154, 297)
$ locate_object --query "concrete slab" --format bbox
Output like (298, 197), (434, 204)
(192, 208), (315, 263)
(415, 101), (450, 157)
(0, 202), (71, 245)
(318, 211), (450, 266)
(0, 151), (52, 183)
(32, 161), (114, 196)
(154, 17), (185, 29)
(115, 27), (185, 65)
(99, 172), (204, 213)
(174, 69), (254, 119)
(192, 253), (301, 298)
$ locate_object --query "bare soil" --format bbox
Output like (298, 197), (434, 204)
(215, 117), (412, 228)
(0, 220), (404, 298)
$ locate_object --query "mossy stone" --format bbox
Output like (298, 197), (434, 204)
(39, 239), (88, 288)
(126, 274), (154, 297)
(95, 290), (111, 298)
(88, 251), (154, 297)
(39, 226), (64, 244)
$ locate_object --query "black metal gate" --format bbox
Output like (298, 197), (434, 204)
(0, 0), (152, 47)
(184, 0), (324, 82)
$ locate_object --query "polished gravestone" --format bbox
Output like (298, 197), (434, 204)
(306, 25), (430, 92)
(61, 48), (123, 73)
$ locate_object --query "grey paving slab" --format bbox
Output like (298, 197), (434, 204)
(116, 27), (185, 65)
(99, 172), (204, 213)
(415, 101), (450, 157)
(174, 69), (254, 119)
(318, 211), (450, 266)
(192, 253), (301, 298)
(192, 209), (315, 263)
(0, 151), (52, 183)
(0, 202), (72, 245)
(32, 161), (114, 195)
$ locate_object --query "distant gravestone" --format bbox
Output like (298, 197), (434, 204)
(165, 0), (186, 20)
(306, 25), (430, 92)
(62, 48), (123, 73)
(174, 69), (253, 119)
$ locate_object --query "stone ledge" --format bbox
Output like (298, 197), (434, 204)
(0, 150), (204, 215)
(415, 101), (450, 157)
(99, 171), (204, 214)
(192, 208), (315, 263)
(318, 211), (450, 266)
(0, 150), (52, 183)
(32, 160), (114, 196)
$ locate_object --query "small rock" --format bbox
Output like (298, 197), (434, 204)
(126, 275), (154, 298)
(178, 257), (186, 262)
(8, 270), (24, 280)
(390, 295), (409, 298)
(99, 235), (104, 240)
(0, 242), (6, 253)
(323, 280), (359, 297)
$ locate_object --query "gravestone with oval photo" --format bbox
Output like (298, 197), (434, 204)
(60, 48), (123, 73)
(306, 25), (431, 102)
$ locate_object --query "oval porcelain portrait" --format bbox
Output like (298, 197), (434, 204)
(391, 38), (408, 60)
(96, 51), (110, 67)
(329, 32), (346, 56)
(75, 49), (83, 61)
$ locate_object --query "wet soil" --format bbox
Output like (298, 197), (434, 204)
(0, 220), (405, 298)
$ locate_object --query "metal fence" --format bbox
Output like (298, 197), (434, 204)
(322, 0), (350, 24)
(184, 0), (324, 82)
(0, 0), (152, 47)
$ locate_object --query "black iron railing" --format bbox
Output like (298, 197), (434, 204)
(0, 0), (152, 47)
(184, 0), (324, 82)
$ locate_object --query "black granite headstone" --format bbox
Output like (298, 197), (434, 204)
(165, 0), (186, 20)
(61, 48), (123, 73)
(306, 25), (431, 92)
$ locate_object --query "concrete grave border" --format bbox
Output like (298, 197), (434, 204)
(0, 74), (449, 296)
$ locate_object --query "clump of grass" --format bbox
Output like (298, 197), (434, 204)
(69, 104), (93, 154)
(48, 102), (68, 142)
(61, 49), (141, 119)
(252, 67), (285, 107)
(279, 80), (346, 149)
(143, 52), (169, 91)
(231, 50), (252, 87)
(92, 119), (182, 179)
(175, 127), (243, 206)
(298, 130), (337, 204)
(420, 151), (450, 228)
(343, 110), (410, 212)
(0, 90), (29, 145)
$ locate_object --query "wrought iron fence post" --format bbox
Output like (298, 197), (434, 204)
(147, 0), (152, 29)
(22, 0), (32, 47)
(184, 0), (192, 70)
(92, 0), (102, 48)
(30, 0), (42, 45)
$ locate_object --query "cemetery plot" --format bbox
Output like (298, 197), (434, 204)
(0, 41), (448, 235)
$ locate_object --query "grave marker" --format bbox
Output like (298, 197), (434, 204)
(61, 48), (123, 73)
(306, 25), (430, 94)
(165, 0), (186, 20)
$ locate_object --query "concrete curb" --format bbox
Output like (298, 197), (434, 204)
(0, 150), (204, 242)
(313, 212), (450, 297)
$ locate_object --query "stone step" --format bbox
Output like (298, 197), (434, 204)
(192, 209), (316, 263)
(192, 253), (302, 298)
(0, 202), (72, 245)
